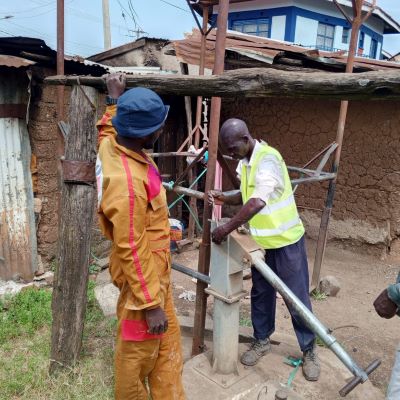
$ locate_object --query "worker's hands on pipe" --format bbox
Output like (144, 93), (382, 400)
(373, 288), (397, 319)
(212, 225), (229, 245)
(145, 306), (168, 334)
(105, 73), (126, 99)
(208, 190), (225, 206)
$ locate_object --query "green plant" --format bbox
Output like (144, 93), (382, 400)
(0, 288), (52, 344)
(311, 290), (328, 301)
(89, 263), (101, 274)
(315, 336), (327, 348)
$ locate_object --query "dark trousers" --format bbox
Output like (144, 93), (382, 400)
(251, 235), (315, 352)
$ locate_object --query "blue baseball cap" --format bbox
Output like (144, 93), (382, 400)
(112, 87), (170, 138)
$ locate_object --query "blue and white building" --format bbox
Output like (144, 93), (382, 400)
(211, 0), (400, 59)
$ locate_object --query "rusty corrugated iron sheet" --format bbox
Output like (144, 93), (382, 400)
(0, 69), (37, 281)
(173, 29), (400, 72)
(0, 54), (35, 68)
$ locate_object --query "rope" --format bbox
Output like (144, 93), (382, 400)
(284, 356), (303, 387)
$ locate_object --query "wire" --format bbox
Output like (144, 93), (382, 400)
(0, 1), (53, 15)
(158, 0), (191, 13)
(3, 20), (103, 54)
(0, 28), (14, 36)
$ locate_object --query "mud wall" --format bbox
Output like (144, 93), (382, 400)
(221, 98), (400, 254)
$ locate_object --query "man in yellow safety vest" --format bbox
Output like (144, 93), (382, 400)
(210, 118), (320, 381)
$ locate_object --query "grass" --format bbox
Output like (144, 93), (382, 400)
(0, 281), (117, 400)
(311, 289), (328, 301)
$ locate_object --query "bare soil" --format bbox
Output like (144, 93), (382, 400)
(171, 239), (400, 396)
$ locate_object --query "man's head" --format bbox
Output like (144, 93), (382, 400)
(219, 118), (254, 160)
(112, 87), (169, 148)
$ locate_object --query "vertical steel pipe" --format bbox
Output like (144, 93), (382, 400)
(192, 0), (229, 356)
(57, 0), (64, 123)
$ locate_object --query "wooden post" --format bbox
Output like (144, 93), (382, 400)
(50, 84), (99, 374)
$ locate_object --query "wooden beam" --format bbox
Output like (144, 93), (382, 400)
(45, 68), (400, 100)
(49, 84), (98, 374)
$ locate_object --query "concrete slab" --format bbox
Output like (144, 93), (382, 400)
(182, 332), (384, 400)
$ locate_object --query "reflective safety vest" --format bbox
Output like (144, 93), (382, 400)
(241, 143), (305, 249)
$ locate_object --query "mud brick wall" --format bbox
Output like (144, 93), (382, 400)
(221, 98), (400, 254)
(28, 82), (71, 260)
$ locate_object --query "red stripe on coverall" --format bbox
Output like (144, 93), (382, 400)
(120, 153), (152, 304)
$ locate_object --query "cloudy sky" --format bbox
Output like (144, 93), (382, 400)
(0, 0), (399, 57)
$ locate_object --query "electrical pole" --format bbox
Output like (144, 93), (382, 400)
(102, 0), (111, 50)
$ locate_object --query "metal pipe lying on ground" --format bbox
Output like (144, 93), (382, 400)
(251, 253), (380, 397)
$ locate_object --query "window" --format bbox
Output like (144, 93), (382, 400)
(316, 22), (335, 51)
(370, 38), (378, 59)
(342, 27), (350, 44)
(359, 31), (365, 49)
(232, 18), (270, 38)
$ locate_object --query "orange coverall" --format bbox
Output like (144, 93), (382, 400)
(96, 106), (185, 400)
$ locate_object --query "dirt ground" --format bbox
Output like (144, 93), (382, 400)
(171, 239), (400, 396)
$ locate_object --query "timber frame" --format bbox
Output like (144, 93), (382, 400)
(48, 0), (395, 370)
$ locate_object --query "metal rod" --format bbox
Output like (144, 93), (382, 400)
(172, 263), (210, 284)
(192, 0), (229, 357)
(174, 146), (208, 187)
(57, 0), (64, 122)
(162, 182), (204, 200)
(252, 255), (371, 384)
(312, 1), (370, 289)
(188, 5), (210, 241)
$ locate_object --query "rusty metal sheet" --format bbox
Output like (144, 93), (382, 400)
(0, 70), (37, 281)
(173, 29), (400, 72)
(62, 160), (95, 184)
(0, 104), (27, 119)
(0, 55), (35, 68)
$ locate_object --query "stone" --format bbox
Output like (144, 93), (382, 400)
(33, 271), (54, 286)
(94, 282), (119, 317)
(319, 275), (341, 297)
(95, 257), (110, 270)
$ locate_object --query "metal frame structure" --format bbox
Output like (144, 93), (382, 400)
(52, 0), (380, 376)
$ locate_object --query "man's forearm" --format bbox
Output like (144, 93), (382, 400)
(222, 190), (243, 205)
(222, 198), (265, 234)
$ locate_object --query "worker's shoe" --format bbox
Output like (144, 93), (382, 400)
(302, 345), (320, 381)
(240, 338), (271, 366)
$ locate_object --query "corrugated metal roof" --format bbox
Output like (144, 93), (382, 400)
(0, 54), (35, 68)
(173, 29), (400, 72)
(0, 70), (37, 281)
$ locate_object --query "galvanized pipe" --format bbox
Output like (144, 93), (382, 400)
(162, 182), (204, 200)
(252, 254), (369, 382)
(172, 263), (210, 284)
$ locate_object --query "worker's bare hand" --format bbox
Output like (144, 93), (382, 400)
(208, 190), (225, 206)
(212, 225), (229, 245)
(105, 73), (126, 99)
(145, 306), (168, 335)
(373, 289), (397, 319)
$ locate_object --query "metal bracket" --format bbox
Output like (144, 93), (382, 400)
(205, 287), (247, 304)
(62, 160), (95, 184)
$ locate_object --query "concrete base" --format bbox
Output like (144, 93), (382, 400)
(183, 333), (384, 400)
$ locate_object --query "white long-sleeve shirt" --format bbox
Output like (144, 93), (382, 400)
(236, 140), (284, 205)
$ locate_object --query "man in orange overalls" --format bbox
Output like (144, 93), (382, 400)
(96, 73), (185, 400)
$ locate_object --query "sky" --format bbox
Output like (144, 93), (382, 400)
(0, 0), (399, 57)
